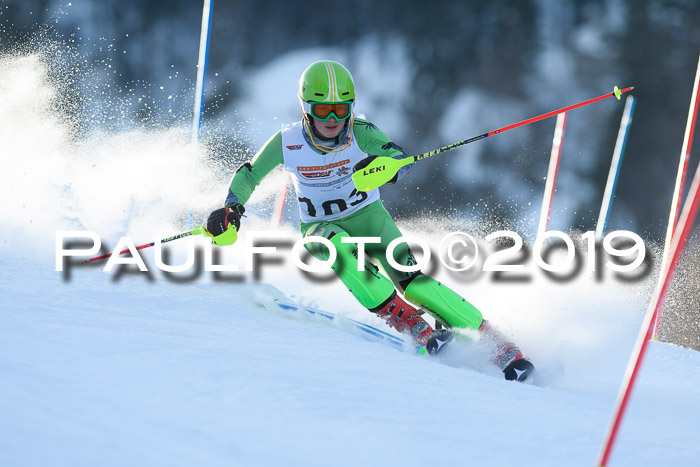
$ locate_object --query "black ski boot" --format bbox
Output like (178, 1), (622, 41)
(503, 358), (535, 382)
(426, 328), (453, 356)
(478, 320), (535, 382)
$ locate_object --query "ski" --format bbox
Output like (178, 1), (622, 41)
(270, 299), (424, 354)
(265, 298), (562, 386)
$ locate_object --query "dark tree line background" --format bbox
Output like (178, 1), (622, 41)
(3, 0), (700, 238)
(2, 0), (700, 347)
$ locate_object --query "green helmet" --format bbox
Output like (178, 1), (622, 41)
(298, 60), (355, 103)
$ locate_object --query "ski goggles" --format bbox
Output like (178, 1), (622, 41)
(303, 100), (353, 121)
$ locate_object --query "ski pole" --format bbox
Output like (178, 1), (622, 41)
(78, 225), (209, 264)
(352, 86), (634, 192)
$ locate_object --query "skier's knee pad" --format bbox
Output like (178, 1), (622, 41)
(398, 271), (423, 293)
(303, 222), (349, 261)
(403, 275), (483, 330)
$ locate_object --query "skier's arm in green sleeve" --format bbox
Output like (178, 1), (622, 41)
(352, 118), (411, 182)
(225, 131), (284, 206)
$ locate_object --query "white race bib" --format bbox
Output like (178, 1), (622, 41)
(281, 121), (380, 223)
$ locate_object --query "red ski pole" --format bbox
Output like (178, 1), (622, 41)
(78, 226), (208, 264)
(353, 86), (633, 191)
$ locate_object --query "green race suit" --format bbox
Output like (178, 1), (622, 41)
(225, 118), (404, 206)
(225, 118), (484, 331)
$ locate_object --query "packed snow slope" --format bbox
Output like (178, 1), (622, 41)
(2, 249), (700, 467)
(1, 51), (699, 467)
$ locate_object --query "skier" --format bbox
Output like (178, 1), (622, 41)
(206, 60), (534, 381)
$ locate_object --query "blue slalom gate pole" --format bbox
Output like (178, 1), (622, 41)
(595, 95), (636, 242)
(189, 0), (214, 228)
(192, 0), (214, 144)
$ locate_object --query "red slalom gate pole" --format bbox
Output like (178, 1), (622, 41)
(654, 52), (700, 339)
(537, 112), (567, 237)
(270, 172), (290, 229)
(596, 160), (700, 466)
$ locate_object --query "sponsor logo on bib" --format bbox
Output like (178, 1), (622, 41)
(297, 159), (350, 180)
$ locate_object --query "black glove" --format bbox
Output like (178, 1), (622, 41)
(353, 155), (399, 184)
(206, 202), (245, 237)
